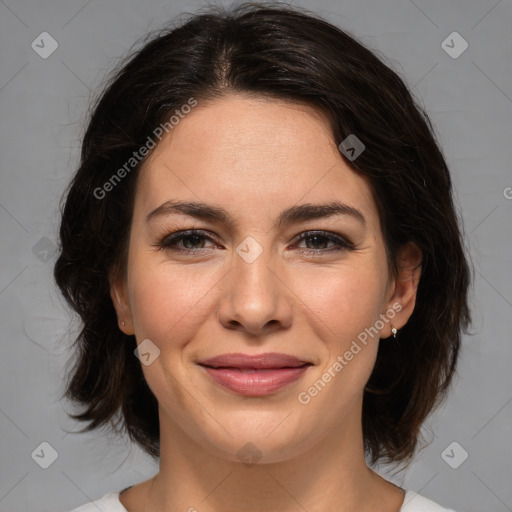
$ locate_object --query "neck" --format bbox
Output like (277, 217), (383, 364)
(138, 401), (405, 512)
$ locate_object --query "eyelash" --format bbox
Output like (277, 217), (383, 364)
(157, 229), (355, 256)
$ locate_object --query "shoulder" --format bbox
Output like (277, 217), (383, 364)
(401, 490), (457, 512)
(68, 492), (127, 512)
(67, 488), (457, 512)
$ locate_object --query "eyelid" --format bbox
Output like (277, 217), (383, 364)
(158, 228), (355, 255)
(292, 230), (355, 247)
(160, 229), (221, 249)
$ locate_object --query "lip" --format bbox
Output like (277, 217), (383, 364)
(198, 352), (312, 396)
(200, 352), (309, 369)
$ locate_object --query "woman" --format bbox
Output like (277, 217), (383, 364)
(55, 3), (471, 511)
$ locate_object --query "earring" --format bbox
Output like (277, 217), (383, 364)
(121, 321), (126, 326)
(391, 326), (397, 339)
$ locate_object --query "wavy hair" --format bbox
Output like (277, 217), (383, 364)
(54, 2), (471, 466)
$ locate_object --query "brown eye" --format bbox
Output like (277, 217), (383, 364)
(294, 231), (355, 253)
(160, 230), (219, 253)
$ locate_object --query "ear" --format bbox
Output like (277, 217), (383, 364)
(382, 241), (422, 337)
(110, 271), (134, 335)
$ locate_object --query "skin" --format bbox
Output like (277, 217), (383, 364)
(111, 94), (422, 512)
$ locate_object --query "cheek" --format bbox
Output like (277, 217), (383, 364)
(293, 267), (387, 419)
(293, 263), (388, 345)
(127, 256), (221, 343)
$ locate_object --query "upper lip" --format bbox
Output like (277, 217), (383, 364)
(199, 352), (311, 369)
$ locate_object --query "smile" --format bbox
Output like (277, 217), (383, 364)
(199, 365), (312, 396)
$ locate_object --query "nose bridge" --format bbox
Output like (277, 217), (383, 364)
(234, 239), (276, 298)
(217, 236), (292, 333)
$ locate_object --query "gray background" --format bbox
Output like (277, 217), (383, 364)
(0, 0), (511, 511)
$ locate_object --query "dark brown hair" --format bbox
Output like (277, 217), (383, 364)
(54, 2), (471, 467)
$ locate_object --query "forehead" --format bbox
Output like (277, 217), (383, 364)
(144, 94), (335, 168)
(135, 94), (379, 227)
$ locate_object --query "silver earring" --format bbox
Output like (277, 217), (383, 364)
(121, 321), (126, 326)
(391, 326), (397, 339)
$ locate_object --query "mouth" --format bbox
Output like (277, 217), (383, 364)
(197, 353), (313, 396)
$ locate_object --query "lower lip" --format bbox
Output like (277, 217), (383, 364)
(200, 365), (310, 396)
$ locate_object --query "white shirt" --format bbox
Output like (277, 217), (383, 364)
(69, 489), (457, 511)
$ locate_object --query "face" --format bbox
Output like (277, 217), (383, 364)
(111, 94), (420, 464)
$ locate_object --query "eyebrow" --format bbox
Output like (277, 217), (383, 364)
(145, 200), (366, 227)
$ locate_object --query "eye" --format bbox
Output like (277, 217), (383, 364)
(293, 231), (355, 254)
(159, 230), (220, 254)
(157, 229), (355, 256)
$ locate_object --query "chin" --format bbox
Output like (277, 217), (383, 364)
(192, 411), (321, 465)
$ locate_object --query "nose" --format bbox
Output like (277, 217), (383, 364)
(217, 245), (293, 336)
